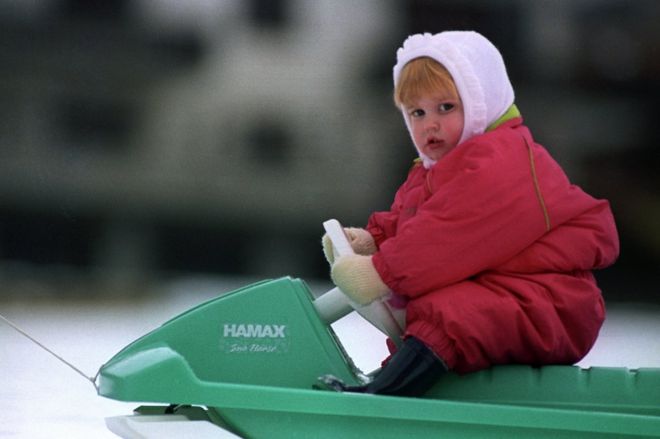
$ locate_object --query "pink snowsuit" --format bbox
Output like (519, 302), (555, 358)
(367, 117), (619, 374)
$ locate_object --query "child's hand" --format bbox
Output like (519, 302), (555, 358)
(345, 228), (377, 255)
(322, 228), (376, 264)
(331, 254), (390, 306)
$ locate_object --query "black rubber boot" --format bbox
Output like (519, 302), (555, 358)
(317, 337), (447, 397)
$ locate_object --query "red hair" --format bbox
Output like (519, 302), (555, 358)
(394, 57), (459, 108)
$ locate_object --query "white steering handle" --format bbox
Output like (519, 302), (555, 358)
(313, 219), (404, 346)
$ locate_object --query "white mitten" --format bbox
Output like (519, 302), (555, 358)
(331, 254), (390, 306)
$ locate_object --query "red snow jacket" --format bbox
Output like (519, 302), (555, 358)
(367, 117), (619, 373)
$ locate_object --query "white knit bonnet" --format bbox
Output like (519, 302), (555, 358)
(393, 31), (515, 168)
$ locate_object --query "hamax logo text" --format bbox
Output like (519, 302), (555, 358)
(222, 323), (286, 338)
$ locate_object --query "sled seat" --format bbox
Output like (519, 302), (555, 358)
(431, 365), (660, 416)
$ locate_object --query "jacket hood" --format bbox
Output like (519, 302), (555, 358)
(393, 31), (515, 168)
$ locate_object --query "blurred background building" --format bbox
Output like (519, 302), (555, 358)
(0, 0), (658, 303)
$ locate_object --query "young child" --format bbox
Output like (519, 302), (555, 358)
(322, 31), (619, 396)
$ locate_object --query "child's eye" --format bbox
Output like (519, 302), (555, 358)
(409, 109), (425, 118)
(438, 103), (455, 112)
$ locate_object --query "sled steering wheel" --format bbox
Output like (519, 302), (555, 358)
(313, 219), (404, 347)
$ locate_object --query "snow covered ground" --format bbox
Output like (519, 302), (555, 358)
(1, 277), (659, 438)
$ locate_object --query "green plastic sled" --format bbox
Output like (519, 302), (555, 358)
(98, 276), (660, 438)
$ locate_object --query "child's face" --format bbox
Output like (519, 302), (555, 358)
(404, 92), (464, 162)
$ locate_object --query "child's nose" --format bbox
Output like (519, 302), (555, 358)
(424, 115), (441, 132)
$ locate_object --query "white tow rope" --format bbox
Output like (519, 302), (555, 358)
(0, 312), (99, 391)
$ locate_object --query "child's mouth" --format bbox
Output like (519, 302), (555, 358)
(426, 138), (444, 150)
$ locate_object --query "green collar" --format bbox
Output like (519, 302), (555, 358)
(486, 104), (520, 132)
